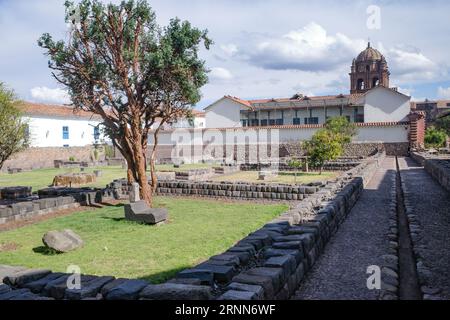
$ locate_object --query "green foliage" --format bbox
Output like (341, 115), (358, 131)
(68, 156), (76, 162)
(104, 144), (115, 158)
(304, 116), (357, 173)
(306, 129), (343, 172)
(0, 83), (29, 170)
(287, 159), (302, 169)
(424, 127), (447, 148)
(324, 116), (358, 144)
(434, 114), (450, 136)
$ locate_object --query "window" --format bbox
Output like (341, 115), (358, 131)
(269, 119), (276, 126)
(93, 127), (100, 140)
(275, 119), (284, 125)
(293, 118), (301, 125)
(304, 117), (318, 125)
(241, 120), (248, 127)
(260, 119), (268, 126)
(250, 119), (259, 127)
(357, 79), (365, 90)
(62, 126), (69, 140)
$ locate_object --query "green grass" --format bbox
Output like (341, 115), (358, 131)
(0, 197), (287, 283)
(0, 163), (217, 192)
(211, 171), (338, 184)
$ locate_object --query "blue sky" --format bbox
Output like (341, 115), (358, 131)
(1, 0), (450, 110)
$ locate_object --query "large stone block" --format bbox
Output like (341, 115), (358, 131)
(3, 269), (51, 288)
(218, 290), (259, 300)
(124, 201), (168, 225)
(140, 283), (212, 300)
(226, 282), (264, 300)
(176, 269), (214, 286)
(232, 273), (275, 299)
(42, 229), (84, 253)
(246, 267), (285, 292)
(103, 279), (148, 300)
(65, 276), (115, 300)
(194, 263), (237, 284)
(23, 272), (66, 293)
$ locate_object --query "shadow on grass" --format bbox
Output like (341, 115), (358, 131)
(100, 203), (125, 208)
(136, 265), (192, 284)
(32, 246), (62, 256)
(101, 216), (126, 222)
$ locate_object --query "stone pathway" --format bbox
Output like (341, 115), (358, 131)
(293, 157), (396, 300)
(397, 157), (450, 299)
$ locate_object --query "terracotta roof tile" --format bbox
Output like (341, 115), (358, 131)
(17, 102), (103, 121)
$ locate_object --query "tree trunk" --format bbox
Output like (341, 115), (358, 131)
(150, 131), (159, 193)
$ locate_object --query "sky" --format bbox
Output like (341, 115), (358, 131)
(1, 0), (450, 110)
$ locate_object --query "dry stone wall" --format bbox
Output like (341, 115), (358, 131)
(411, 152), (450, 193)
(1, 153), (384, 300)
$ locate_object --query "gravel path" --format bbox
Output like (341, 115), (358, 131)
(293, 157), (396, 300)
(398, 157), (450, 299)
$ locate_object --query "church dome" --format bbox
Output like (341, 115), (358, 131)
(356, 42), (385, 62)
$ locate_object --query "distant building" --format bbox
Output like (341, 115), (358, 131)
(410, 99), (450, 125)
(17, 102), (105, 148)
(152, 110), (206, 130)
(205, 43), (410, 128)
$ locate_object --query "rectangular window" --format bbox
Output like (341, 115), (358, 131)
(260, 119), (268, 126)
(241, 120), (248, 127)
(62, 126), (69, 140)
(250, 119), (259, 127)
(355, 114), (364, 123)
(304, 117), (319, 124)
(269, 119), (276, 126)
(93, 127), (100, 140)
(293, 118), (301, 125)
(275, 119), (284, 125)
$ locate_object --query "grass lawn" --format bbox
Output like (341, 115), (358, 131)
(211, 171), (338, 185)
(0, 197), (287, 283)
(0, 163), (216, 192)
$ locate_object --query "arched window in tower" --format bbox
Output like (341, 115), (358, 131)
(372, 77), (380, 87)
(357, 79), (365, 90)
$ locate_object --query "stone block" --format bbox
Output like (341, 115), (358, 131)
(246, 267), (285, 292)
(264, 255), (297, 276)
(226, 282), (264, 300)
(209, 254), (240, 267)
(103, 279), (149, 300)
(65, 276), (115, 300)
(176, 269), (214, 286)
(218, 290), (258, 300)
(124, 201), (168, 225)
(232, 273), (275, 299)
(140, 283), (212, 300)
(23, 272), (66, 293)
(3, 269), (52, 288)
(273, 241), (302, 250)
(264, 248), (304, 265)
(224, 250), (251, 265)
(193, 264), (237, 283)
(42, 229), (84, 253)
(0, 284), (11, 295)
(228, 245), (256, 256)
(42, 275), (71, 299)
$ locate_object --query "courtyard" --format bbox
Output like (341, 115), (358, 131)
(0, 197), (287, 283)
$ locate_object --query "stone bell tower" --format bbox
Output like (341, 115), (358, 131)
(350, 42), (390, 94)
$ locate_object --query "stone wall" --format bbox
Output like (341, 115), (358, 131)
(0, 188), (110, 225)
(411, 152), (450, 193)
(1, 146), (97, 172)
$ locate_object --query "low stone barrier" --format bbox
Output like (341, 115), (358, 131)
(175, 168), (215, 181)
(1, 153), (384, 300)
(411, 152), (450, 193)
(0, 188), (110, 225)
(0, 187), (32, 200)
(214, 165), (240, 175)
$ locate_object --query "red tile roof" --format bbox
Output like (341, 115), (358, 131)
(16, 102), (103, 120)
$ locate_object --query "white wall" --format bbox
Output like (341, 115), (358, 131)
(364, 87), (410, 122)
(205, 98), (244, 128)
(25, 116), (104, 147)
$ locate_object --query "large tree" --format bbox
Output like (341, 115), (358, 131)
(38, 0), (211, 206)
(0, 83), (29, 170)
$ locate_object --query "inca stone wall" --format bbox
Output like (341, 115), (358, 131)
(411, 152), (450, 193)
(1, 153), (384, 300)
(1, 146), (97, 172)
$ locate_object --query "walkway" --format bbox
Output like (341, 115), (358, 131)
(293, 157), (396, 300)
(398, 157), (450, 299)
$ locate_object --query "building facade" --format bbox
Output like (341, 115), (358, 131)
(17, 102), (105, 148)
(205, 43), (410, 129)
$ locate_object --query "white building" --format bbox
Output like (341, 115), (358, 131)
(205, 43), (411, 128)
(151, 110), (206, 130)
(17, 102), (105, 148)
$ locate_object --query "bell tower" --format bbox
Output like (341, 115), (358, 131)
(350, 42), (390, 94)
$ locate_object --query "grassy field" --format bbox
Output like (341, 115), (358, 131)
(211, 171), (338, 184)
(0, 197), (287, 283)
(0, 163), (215, 192)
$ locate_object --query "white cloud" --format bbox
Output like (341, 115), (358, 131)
(438, 86), (450, 99)
(241, 22), (366, 71)
(209, 67), (233, 81)
(220, 44), (238, 57)
(30, 87), (70, 104)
